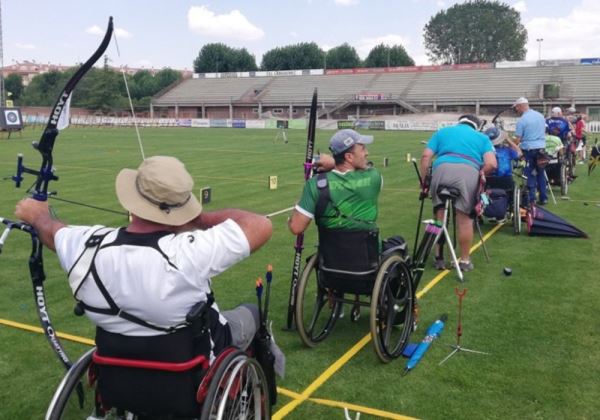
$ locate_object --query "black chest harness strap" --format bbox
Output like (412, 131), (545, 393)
(68, 228), (189, 334)
(315, 172), (374, 228)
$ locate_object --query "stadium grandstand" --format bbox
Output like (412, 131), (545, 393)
(151, 58), (600, 122)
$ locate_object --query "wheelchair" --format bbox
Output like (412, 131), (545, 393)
(294, 227), (417, 363)
(45, 299), (272, 420)
(545, 148), (570, 196)
(485, 172), (523, 235)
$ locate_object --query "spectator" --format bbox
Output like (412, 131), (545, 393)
(574, 113), (587, 164)
(546, 106), (572, 145)
(420, 115), (497, 272)
(513, 97), (548, 205)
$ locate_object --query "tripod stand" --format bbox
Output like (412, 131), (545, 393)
(439, 287), (489, 365)
(432, 187), (464, 281)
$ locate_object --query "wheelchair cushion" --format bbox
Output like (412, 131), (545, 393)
(94, 324), (218, 417)
(317, 228), (379, 295)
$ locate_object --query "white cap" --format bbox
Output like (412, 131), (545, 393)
(551, 106), (562, 116)
(513, 97), (528, 107)
(567, 106), (576, 113)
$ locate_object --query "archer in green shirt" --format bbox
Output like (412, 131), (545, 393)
(288, 129), (382, 234)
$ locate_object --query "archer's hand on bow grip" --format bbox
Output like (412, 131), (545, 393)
(420, 174), (431, 200)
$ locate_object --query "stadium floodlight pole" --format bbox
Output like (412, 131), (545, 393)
(285, 88), (318, 330)
(536, 38), (544, 61)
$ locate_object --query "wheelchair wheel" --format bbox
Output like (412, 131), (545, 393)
(295, 253), (342, 347)
(512, 185), (521, 235)
(370, 254), (414, 363)
(560, 163), (568, 196)
(46, 348), (104, 420)
(200, 349), (270, 420)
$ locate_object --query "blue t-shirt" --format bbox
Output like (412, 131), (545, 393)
(426, 124), (494, 170)
(492, 146), (519, 177)
(545, 117), (570, 142)
(515, 109), (546, 150)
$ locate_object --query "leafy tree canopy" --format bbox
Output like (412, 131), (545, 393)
(325, 43), (361, 69)
(363, 44), (415, 68)
(423, 0), (527, 64)
(193, 43), (258, 73)
(21, 66), (183, 111)
(261, 42), (324, 70)
(5, 73), (24, 103)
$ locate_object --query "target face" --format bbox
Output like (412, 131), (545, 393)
(3, 109), (22, 127)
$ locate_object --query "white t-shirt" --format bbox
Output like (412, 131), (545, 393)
(55, 219), (250, 336)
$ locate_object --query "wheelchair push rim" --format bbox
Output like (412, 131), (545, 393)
(295, 253), (342, 347)
(370, 254), (414, 363)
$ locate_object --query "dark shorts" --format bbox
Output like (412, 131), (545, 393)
(431, 163), (479, 214)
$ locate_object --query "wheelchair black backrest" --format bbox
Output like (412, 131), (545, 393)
(95, 326), (211, 417)
(318, 227), (379, 274)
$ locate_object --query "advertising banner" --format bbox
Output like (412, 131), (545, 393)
(177, 119), (192, 127)
(288, 119), (306, 130)
(337, 120), (354, 129)
(368, 121), (385, 130)
(191, 119), (210, 128)
(210, 119), (229, 128)
(245, 120), (266, 129)
(232, 119), (246, 128)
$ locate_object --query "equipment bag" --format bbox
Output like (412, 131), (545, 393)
(483, 188), (508, 219)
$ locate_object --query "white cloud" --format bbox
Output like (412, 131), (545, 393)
(115, 28), (133, 39)
(187, 6), (264, 41)
(525, 0), (600, 60)
(290, 31), (299, 38)
(86, 25), (104, 36)
(15, 43), (35, 50)
(334, 0), (359, 5)
(513, 1), (527, 13)
(87, 25), (132, 39)
(355, 34), (411, 58)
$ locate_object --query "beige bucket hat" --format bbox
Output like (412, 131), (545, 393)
(116, 156), (202, 226)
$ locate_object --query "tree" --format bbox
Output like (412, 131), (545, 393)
(423, 0), (527, 64)
(4, 74), (24, 102)
(193, 43), (257, 73)
(325, 43), (361, 69)
(261, 42), (324, 70)
(154, 68), (182, 90)
(363, 44), (415, 68)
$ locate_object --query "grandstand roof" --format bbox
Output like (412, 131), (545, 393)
(151, 62), (600, 110)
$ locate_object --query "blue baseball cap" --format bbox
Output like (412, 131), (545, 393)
(329, 129), (374, 155)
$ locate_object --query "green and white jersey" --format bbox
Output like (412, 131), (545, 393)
(296, 168), (382, 230)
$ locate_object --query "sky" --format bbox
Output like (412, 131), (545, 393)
(4, 0), (600, 71)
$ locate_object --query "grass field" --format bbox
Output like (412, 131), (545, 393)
(1, 127), (599, 419)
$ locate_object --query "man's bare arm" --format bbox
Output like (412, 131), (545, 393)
(184, 209), (272, 253)
(14, 198), (66, 251)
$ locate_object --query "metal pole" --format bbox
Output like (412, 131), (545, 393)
(536, 38), (544, 61)
(0, 0), (5, 106)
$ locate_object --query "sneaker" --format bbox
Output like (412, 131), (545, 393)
(496, 217), (507, 224)
(433, 257), (447, 270)
(451, 259), (474, 272)
(578, 161), (585, 165)
(458, 260), (474, 272)
(538, 200), (548, 206)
